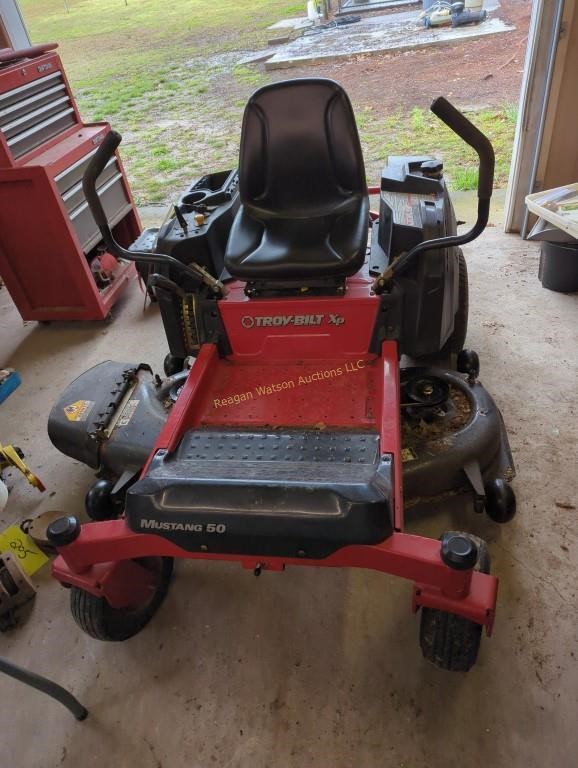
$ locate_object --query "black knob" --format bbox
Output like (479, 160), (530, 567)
(47, 516), (81, 546)
(440, 532), (478, 570)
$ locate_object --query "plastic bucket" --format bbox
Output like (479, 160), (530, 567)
(538, 241), (578, 292)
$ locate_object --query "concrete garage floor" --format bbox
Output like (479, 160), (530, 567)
(0, 217), (577, 767)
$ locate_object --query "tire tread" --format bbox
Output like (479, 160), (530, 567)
(70, 557), (173, 642)
(419, 537), (489, 672)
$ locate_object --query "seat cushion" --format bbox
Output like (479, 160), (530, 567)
(225, 195), (369, 280)
(224, 78), (369, 283)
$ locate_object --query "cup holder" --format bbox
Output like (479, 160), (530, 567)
(203, 191), (230, 206)
(181, 191), (208, 207)
(181, 189), (231, 209)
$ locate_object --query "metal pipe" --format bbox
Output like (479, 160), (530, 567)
(0, 656), (88, 720)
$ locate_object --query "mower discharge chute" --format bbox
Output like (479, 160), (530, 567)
(47, 79), (515, 671)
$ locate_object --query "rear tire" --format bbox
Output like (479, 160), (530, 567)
(419, 538), (489, 672)
(70, 557), (174, 641)
(441, 249), (468, 356)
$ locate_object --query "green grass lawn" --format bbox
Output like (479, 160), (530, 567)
(357, 103), (518, 193)
(22, 0), (517, 205)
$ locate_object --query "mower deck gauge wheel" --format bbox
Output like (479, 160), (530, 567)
(164, 354), (186, 377)
(85, 479), (122, 521)
(457, 348), (480, 381)
(484, 478), (516, 524)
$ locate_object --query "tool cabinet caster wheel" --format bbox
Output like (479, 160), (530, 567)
(484, 478), (516, 524)
(457, 348), (480, 380)
(420, 538), (490, 671)
(85, 479), (121, 521)
(70, 557), (174, 641)
(164, 354), (185, 377)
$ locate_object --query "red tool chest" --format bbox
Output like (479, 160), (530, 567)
(0, 45), (140, 321)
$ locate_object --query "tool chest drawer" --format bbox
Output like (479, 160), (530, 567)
(68, 168), (132, 254)
(55, 150), (131, 253)
(0, 71), (76, 161)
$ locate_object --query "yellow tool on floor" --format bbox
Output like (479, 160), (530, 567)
(0, 443), (45, 492)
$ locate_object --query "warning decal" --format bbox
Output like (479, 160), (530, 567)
(401, 447), (418, 463)
(118, 399), (140, 428)
(382, 191), (437, 228)
(64, 399), (94, 422)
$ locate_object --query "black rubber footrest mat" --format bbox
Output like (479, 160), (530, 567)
(181, 428), (379, 463)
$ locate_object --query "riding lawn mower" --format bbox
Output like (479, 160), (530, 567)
(46, 79), (516, 671)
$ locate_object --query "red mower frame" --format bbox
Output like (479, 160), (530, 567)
(52, 337), (499, 635)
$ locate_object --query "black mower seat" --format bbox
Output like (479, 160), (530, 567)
(125, 429), (393, 558)
(224, 78), (369, 281)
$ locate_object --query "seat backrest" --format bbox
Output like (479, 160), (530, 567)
(239, 78), (366, 219)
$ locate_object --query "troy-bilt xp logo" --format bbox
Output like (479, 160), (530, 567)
(241, 313), (345, 329)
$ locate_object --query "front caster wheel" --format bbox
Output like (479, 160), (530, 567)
(70, 557), (174, 641)
(420, 609), (483, 672)
(484, 478), (516, 523)
(420, 537), (489, 672)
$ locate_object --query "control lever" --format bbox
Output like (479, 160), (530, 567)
(174, 205), (188, 234)
(82, 131), (226, 297)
